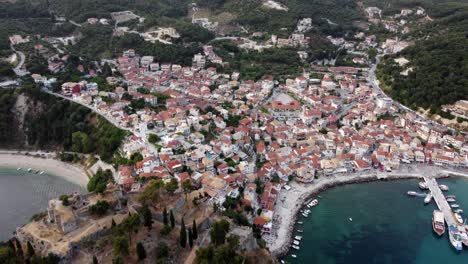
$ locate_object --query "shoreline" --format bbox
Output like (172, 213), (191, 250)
(0, 152), (89, 188)
(268, 167), (468, 257)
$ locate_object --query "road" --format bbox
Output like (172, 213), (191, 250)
(10, 44), (28, 76)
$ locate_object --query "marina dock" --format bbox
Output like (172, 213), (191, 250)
(424, 177), (458, 227)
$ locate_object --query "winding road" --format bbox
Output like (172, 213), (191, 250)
(10, 44), (28, 76)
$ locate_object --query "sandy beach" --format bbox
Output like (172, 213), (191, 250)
(0, 152), (89, 187)
(267, 165), (468, 257)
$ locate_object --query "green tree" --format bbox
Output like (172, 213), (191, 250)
(210, 219), (230, 246)
(148, 134), (160, 143)
(92, 255), (98, 264)
(163, 207), (168, 226)
(165, 178), (179, 194)
(136, 242), (146, 260)
(112, 235), (129, 256)
(170, 210), (175, 229)
(188, 228), (194, 248)
(59, 194), (70, 206)
(192, 219), (198, 240)
(141, 205), (152, 229)
(89, 200), (110, 216)
(180, 218), (187, 248)
(26, 241), (35, 259)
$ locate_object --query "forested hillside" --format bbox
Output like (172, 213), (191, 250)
(0, 87), (126, 161)
(374, 0), (468, 112)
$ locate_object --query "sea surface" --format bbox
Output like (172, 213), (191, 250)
(284, 178), (468, 264)
(0, 167), (84, 241)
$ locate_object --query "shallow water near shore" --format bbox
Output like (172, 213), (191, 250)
(284, 178), (468, 264)
(0, 167), (84, 241)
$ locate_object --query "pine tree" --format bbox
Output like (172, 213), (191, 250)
(93, 255), (98, 264)
(170, 210), (175, 229)
(192, 219), (198, 240)
(26, 241), (35, 259)
(136, 242), (147, 260)
(163, 207), (168, 226)
(180, 218), (187, 248)
(188, 228), (193, 248)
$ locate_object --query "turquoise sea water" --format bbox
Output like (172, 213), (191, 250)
(284, 178), (468, 264)
(0, 167), (84, 241)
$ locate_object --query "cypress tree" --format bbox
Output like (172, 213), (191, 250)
(142, 205), (152, 229)
(192, 219), (198, 240)
(26, 241), (35, 258)
(136, 242), (146, 260)
(93, 255), (98, 264)
(163, 207), (168, 226)
(170, 210), (175, 229)
(111, 218), (116, 228)
(188, 228), (193, 248)
(180, 218), (187, 248)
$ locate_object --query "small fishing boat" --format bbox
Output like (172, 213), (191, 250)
(27, 168), (32, 172)
(349, 218), (353, 222)
(291, 254), (297, 258)
(446, 195), (456, 199)
(292, 245), (300, 250)
(451, 204), (460, 208)
(39, 171), (44, 175)
(17, 167), (21, 171)
(419, 182), (428, 190)
(297, 221), (303, 224)
(439, 184), (449, 191)
(424, 193), (433, 204)
(447, 198), (456, 203)
(407, 191), (417, 196)
(307, 199), (318, 208)
(295, 236), (302, 241)
(297, 230), (303, 233)
(454, 213), (464, 224)
(293, 240), (300, 246)
(302, 213), (308, 217)
(455, 209), (463, 214)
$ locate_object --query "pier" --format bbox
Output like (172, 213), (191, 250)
(424, 177), (458, 227)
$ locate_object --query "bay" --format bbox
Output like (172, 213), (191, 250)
(284, 178), (468, 264)
(0, 167), (84, 241)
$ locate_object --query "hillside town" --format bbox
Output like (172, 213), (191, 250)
(4, 3), (468, 263)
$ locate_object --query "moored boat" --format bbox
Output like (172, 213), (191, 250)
(449, 226), (463, 251)
(308, 199), (318, 207)
(446, 195), (456, 199)
(451, 204), (460, 208)
(454, 213), (463, 224)
(293, 240), (300, 246)
(419, 182), (428, 190)
(291, 254), (297, 258)
(294, 236), (302, 241)
(432, 210), (445, 236)
(460, 232), (468, 247)
(27, 168), (32, 172)
(17, 167), (21, 171)
(447, 198), (456, 203)
(39, 171), (44, 175)
(297, 229), (303, 233)
(424, 193), (433, 204)
(407, 191), (417, 196)
(291, 245), (300, 250)
(439, 184), (449, 191)
(455, 209), (463, 214)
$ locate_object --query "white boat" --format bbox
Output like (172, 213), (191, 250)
(455, 213), (463, 224)
(447, 198), (456, 203)
(419, 182), (428, 190)
(291, 254), (297, 258)
(439, 184), (449, 191)
(451, 204), (460, 208)
(39, 171), (44, 175)
(281, 260), (285, 264)
(302, 213), (308, 217)
(455, 209), (463, 214)
(17, 167), (21, 171)
(293, 240), (300, 246)
(424, 193), (433, 204)
(449, 226), (463, 251)
(295, 236), (302, 241)
(407, 191), (417, 196)
(446, 195), (456, 199)
(297, 221), (303, 224)
(292, 245), (300, 250)
(27, 168), (32, 172)
(460, 231), (468, 247)
(297, 230), (303, 233)
(308, 199), (318, 207)
(349, 218), (353, 222)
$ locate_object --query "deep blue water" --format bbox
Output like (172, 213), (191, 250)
(284, 178), (468, 264)
(0, 167), (84, 241)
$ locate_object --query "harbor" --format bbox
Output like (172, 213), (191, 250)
(423, 177), (468, 251)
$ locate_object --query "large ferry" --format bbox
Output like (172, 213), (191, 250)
(448, 225), (463, 251)
(432, 210), (445, 236)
